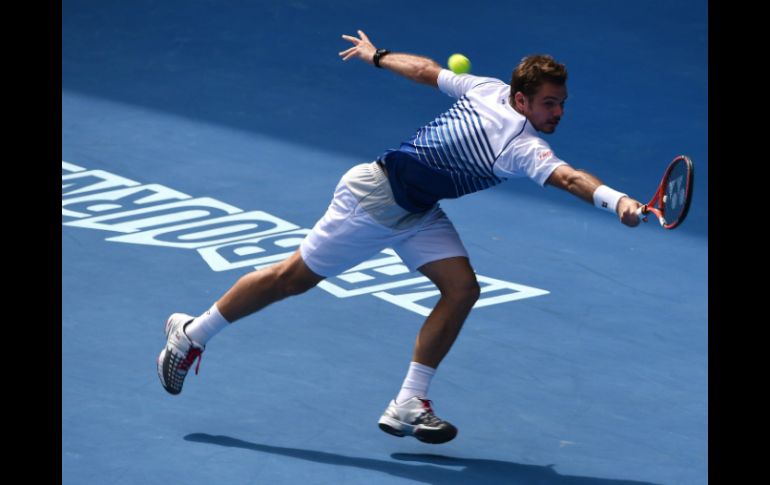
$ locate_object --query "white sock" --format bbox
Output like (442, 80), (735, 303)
(183, 303), (230, 345)
(395, 362), (436, 404)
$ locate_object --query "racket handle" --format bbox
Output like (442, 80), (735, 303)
(635, 205), (648, 222)
(637, 205), (665, 226)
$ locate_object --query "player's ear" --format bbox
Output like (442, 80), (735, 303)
(512, 91), (526, 110)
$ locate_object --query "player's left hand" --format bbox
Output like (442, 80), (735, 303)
(617, 196), (643, 227)
(339, 30), (377, 65)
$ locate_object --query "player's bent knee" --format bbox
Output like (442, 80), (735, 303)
(443, 279), (481, 307)
(469, 280), (481, 302)
(464, 280), (481, 304)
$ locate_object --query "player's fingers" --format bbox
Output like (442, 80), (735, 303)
(357, 30), (372, 43)
(620, 210), (641, 227)
(342, 51), (358, 61)
(339, 47), (356, 56)
(341, 34), (360, 44)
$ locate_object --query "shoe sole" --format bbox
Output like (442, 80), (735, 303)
(157, 349), (181, 395)
(156, 313), (195, 396)
(157, 313), (195, 396)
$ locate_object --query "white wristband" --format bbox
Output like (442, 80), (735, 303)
(592, 185), (627, 214)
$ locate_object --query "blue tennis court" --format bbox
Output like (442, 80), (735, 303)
(62, 1), (708, 483)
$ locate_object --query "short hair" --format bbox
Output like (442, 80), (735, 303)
(510, 54), (568, 99)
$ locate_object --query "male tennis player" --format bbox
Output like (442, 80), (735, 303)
(157, 30), (642, 444)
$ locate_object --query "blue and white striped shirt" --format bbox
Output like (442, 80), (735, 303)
(380, 69), (566, 212)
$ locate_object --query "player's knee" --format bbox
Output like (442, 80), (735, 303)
(443, 278), (481, 307)
(465, 280), (481, 305)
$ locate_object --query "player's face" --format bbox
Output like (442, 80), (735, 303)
(516, 82), (568, 134)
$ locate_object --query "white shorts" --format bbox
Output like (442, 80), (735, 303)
(299, 162), (469, 277)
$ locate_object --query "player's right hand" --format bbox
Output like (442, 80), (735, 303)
(617, 197), (642, 227)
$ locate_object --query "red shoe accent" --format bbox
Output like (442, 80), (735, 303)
(180, 347), (203, 375)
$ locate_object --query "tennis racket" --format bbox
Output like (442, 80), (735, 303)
(636, 155), (694, 229)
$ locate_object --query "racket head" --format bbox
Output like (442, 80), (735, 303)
(658, 155), (694, 229)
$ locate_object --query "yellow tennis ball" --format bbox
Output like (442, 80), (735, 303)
(448, 53), (471, 74)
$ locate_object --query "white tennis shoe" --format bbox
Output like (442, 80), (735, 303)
(157, 313), (204, 395)
(378, 396), (458, 444)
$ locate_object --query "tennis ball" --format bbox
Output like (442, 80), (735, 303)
(448, 53), (471, 74)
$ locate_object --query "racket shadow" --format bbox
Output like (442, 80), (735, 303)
(184, 433), (660, 485)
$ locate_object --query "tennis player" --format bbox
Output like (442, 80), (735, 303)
(158, 30), (642, 444)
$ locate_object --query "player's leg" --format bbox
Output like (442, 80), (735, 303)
(183, 250), (323, 347)
(207, 158), (407, 328)
(157, 251), (323, 395)
(379, 210), (477, 444)
(216, 250), (324, 323)
(411, 256), (480, 368)
(158, 161), (397, 395)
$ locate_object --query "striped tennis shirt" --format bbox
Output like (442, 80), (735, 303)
(379, 69), (567, 212)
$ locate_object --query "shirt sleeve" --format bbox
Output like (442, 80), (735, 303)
(437, 69), (504, 99)
(493, 137), (568, 187)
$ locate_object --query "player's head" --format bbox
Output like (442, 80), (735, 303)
(510, 55), (568, 134)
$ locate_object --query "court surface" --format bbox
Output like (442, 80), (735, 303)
(62, 1), (708, 483)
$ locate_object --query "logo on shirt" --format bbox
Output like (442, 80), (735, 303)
(537, 149), (553, 162)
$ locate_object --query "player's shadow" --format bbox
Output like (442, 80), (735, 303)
(184, 433), (660, 485)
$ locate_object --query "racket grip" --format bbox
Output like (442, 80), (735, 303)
(637, 205), (666, 226)
(635, 205), (647, 222)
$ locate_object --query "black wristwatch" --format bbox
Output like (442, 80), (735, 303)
(373, 48), (390, 68)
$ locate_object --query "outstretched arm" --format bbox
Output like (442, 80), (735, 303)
(339, 30), (442, 87)
(546, 164), (642, 227)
